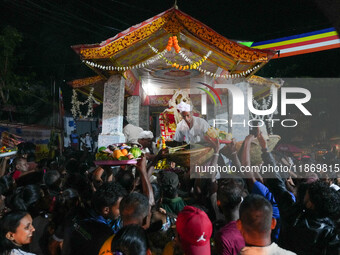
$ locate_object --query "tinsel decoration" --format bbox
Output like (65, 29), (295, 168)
(71, 88), (98, 119)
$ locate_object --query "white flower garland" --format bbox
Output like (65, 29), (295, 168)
(71, 88), (97, 119)
(83, 49), (167, 71)
(149, 43), (259, 78)
(83, 43), (260, 79)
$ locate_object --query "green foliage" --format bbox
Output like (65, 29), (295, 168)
(0, 26), (52, 122)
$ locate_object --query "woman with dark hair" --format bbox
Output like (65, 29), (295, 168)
(110, 224), (151, 255)
(6, 185), (51, 255)
(7, 185), (49, 217)
(0, 210), (36, 255)
(48, 188), (83, 255)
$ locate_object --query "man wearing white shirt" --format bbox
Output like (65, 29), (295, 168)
(123, 117), (143, 144)
(173, 102), (210, 144)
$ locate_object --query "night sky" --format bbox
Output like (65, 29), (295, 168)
(1, 0), (339, 139)
(1, 0), (340, 82)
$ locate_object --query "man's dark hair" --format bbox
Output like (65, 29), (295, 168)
(7, 185), (44, 217)
(43, 170), (60, 189)
(111, 224), (149, 255)
(308, 180), (340, 218)
(217, 179), (243, 212)
(159, 171), (179, 199)
(119, 192), (149, 223)
(115, 168), (135, 193)
(239, 194), (273, 234)
(65, 158), (79, 173)
(92, 182), (127, 213)
(17, 142), (36, 162)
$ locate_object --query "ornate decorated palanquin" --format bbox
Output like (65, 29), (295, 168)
(69, 7), (277, 107)
(71, 7), (275, 79)
(68, 76), (104, 88)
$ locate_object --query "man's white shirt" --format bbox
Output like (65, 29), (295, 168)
(123, 124), (143, 144)
(174, 116), (210, 144)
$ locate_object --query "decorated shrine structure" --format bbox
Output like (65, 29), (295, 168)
(70, 6), (279, 147)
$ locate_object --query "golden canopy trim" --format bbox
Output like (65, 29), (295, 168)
(78, 11), (172, 59)
(74, 8), (275, 63)
(68, 76), (105, 88)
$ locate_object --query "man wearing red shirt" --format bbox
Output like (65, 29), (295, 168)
(12, 157), (30, 181)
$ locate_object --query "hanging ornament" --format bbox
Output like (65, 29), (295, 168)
(71, 88), (99, 119)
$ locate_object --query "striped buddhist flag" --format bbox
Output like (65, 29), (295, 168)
(252, 27), (340, 58)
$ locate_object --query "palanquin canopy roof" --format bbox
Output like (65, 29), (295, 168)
(70, 7), (277, 102)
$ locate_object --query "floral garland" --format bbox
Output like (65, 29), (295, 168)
(71, 88), (98, 119)
(82, 49), (167, 71)
(148, 43), (211, 70)
(82, 37), (260, 79)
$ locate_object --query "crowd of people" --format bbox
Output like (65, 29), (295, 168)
(0, 105), (340, 255)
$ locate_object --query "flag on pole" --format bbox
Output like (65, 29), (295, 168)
(252, 27), (340, 58)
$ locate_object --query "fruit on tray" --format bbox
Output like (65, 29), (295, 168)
(218, 131), (232, 141)
(206, 127), (219, 139)
(0, 146), (14, 153)
(95, 144), (142, 161)
(206, 127), (232, 141)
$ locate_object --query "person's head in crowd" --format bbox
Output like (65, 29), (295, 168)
(320, 172), (332, 186)
(110, 224), (151, 255)
(63, 171), (92, 202)
(237, 194), (276, 246)
(8, 184), (50, 218)
(177, 102), (193, 127)
(138, 131), (154, 149)
(217, 179), (243, 220)
(0, 176), (15, 197)
(43, 170), (61, 192)
(48, 160), (59, 171)
(58, 188), (81, 216)
(115, 168), (135, 193)
(295, 173), (319, 203)
(176, 206), (213, 255)
(13, 157), (29, 174)
(65, 158), (79, 174)
(0, 211), (35, 253)
(304, 180), (340, 219)
(159, 171), (179, 199)
(37, 158), (49, 172)
(92, 182), (127, 221)
(120, 192), (150, 229)
(17, 142), (36, 162)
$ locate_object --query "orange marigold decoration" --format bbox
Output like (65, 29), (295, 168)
(166, 36), (181, 53)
